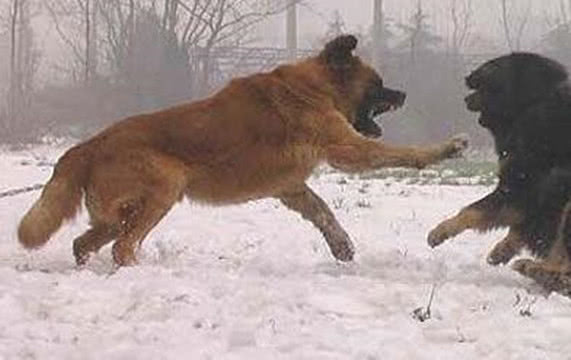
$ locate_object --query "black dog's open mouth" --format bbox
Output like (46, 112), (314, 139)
(464, 90), (490, 126)
(465, 91), (482, 112)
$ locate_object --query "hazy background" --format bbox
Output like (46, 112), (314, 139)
(1, 0), (570, 146)
(260, 0), (562, 51)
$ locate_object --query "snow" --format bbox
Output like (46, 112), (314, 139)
(0, 145), (569, 360)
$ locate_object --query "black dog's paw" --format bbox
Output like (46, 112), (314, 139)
(427, 220), (457, 248)
(513, 259), (571, 297)
(487, 240), (521, 266)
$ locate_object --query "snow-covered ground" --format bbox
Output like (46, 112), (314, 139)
(0, 145), (569, 360)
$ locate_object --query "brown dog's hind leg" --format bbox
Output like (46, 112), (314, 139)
(111, 197), (174, 266)
(86, 151), (187, 267)
(278, 183), (354, 262)
(73, 223), (120, 265)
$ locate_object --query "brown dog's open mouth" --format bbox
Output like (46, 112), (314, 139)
(356, 101), (404, 138)
(355, 87), (406, 138)
(373, 100), (403, 116)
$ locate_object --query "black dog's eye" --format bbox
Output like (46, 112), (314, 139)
(486, 82), (502, 94)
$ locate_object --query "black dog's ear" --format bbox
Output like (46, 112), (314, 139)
(321, 35), (358, 67)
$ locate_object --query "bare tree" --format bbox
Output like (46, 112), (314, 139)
(372, 0), (384, 70)
(8, 0), (19, 125)
(45, 0), (100, 83)
(396, 1), (442, 63)
(46, 0), (299, 94)
(499, 0), (532, 51)
(449, 0), (473, 56)
(167, 0), (301, 94)
(542, 0), (571, 65)
(4, 0), (39, 139)
(85, 0), (99, 82)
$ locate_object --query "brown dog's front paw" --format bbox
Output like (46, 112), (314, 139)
(330, 239), (355, 262)
(413, 158), (430, 170)
(443, 133), (469, 159)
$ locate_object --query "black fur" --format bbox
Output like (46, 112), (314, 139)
(467, 52), (571, 257)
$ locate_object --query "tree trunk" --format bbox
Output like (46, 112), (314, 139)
(372, 0), (384, 70)
(85, 0), (91, 83)
(8, 0), (19, 131)
(286, 0), (297, 61)
(500, 0), (513, 50)
(84, 0), (100, 83)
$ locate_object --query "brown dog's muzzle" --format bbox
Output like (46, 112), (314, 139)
(354, 85), (407, 138)
(377, 88), (406, 113)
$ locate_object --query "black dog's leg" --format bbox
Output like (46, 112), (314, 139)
(513, 172), (571, 297)
(428, 187), (522, 248)
(523, 168), (571, 256)
(487, 227), (527, 265)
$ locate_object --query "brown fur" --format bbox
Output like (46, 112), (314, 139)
(18, 35), (467, 266)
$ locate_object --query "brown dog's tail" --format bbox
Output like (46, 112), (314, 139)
(18, 145), (90, 249)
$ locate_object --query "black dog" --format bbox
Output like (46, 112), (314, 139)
(427, 53), (571, 295)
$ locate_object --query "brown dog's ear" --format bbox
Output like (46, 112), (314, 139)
(321, 35), (358, 67)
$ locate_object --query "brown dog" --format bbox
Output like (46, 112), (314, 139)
(18, 35), (467, 267)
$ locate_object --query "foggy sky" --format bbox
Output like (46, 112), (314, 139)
(258, 0), (566, 52)
(17, 0), (571, 85)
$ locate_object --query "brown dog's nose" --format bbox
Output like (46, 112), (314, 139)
(380, 87), (406, 106)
